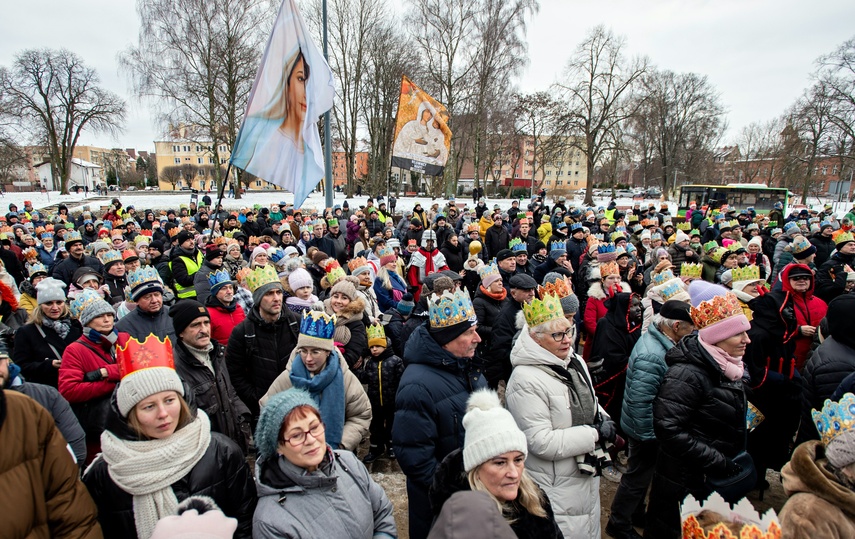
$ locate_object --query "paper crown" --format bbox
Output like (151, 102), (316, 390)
(212, 236), (228, 246)
(478, 262), (500, 282)
(610, 231), (627, 242)
(466, 223), (479, 233)
(235, 267), (252, 283)
(659, 280), (687, 302)
(599, 261), (620, 277)
(102, 250), (123, 266)
(690, 292), (743, 330)
(128, 265), (161, 288)
(248, 235), (261, 245)
(117, 335), (176, 380)
(40, 231), (53, 240)
(680, 492), (781, 539)
(27, 262), (47, 276)
(676, 222), (692, 231)
(21, 247), (38, 262)
(327, 218), (339, 227)
(429, 288), (477, 329)
(652, 269), (676, 287)
(509, 238), (526, 252)
(367, 323), (386, 347)
(703, 240), (719, 253)
(324, 259), (347, 284)
(538, 275), (573, 299)
(139, 229), (153, 237)
(208, 269), (234, 288)
(833, 229), (854, 246)
(300, 309), (336, 340)
(550, 240), (566, 253)
(597, 243), (616, 255)
(730, 265), (761, 283)
(122, 249), (140, 262)
(522, 292), (564, 327)
(167, 227), (180, 238)
(681, 262), (703, 279)
(201, 228), (212, 236)
(377, 245), (394, 259)
(812, 393), (855, 448)
(710, 247), (729, 264)
(65, 230), (82, 243)
(245, 265), (280, 293)
(69, 289), (106, 320)
(134, 235), (151, 247)
(348, 256), (370, 272)
(224, 229), (237, 238)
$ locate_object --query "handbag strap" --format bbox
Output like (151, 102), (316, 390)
(35, 324), (64, 362)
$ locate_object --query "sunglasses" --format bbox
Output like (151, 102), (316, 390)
(790, 275), (811, 281)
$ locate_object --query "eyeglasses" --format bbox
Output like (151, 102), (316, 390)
(284, 422), (325, 447)
(549, 327), (575, 342)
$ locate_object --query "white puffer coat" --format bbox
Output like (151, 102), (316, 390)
(506, 326), (605, 539)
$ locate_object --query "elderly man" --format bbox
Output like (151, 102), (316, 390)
(393, 289), (487, 539)
(486, 273), (538, 389)
(115, 267), (175, 341)
(495, 249), (517, 290)
(49, 231), (103, 285)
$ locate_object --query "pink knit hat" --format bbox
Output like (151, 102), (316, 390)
(688, 281), (750, 343)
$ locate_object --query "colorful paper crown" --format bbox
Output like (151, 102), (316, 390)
(122, 249), (140, 262)
(676, 222), (692, 231)
(429, 289), (477, 329)
(522, 292), (564, 327)
(467, 223), (479, 233)
(550, 240), (566, 253)
(300, 309), (336, 340)
(680, 492), (781, 539)
(681, 262), (703, 279)
(377, 245), (394, 259)
(134, 235), (151, 247)
(597, 243), (616, 255)
(40, 232), (54, 241)
(102, 250), (123, 266)
(710, 247), (729, 264)
(117, 335), (175, 380)
(610, 231), (627, 242)
(538, 275), (572, 299)
(703, 240), (719, 253)
(128, 265), (161, 289)
(730, 265), (761, 283)
(70, 289), (105, 320)
(812, 393), (855, 448)
(652, 269), (676, 287)
(21, 247), (38, 262)
(224, 229), (237, 238)
(833, 229), (854, 246)
(27, 262), (47, 277)
(65, 230), (82, 243)
(235, 267), (252, 283)
(167, 227), (180, 238)
(367, 323), (386, 347)
(478, 262), (500, 283)
(690, 292), (743, 330)
(600, 261), (620, 277)
(659, 280), (686, 302)
(139, 229), (153, 237)
(327, 218), (339, 227)
(509, 238), (526, 252)
(348, 256), (370, 272)
(324, 259), (347, 284)
(208, 269), (234, 288)
(244, 265), (280, 293)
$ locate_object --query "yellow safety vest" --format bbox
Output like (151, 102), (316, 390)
(171, 251), (203, 298)
(604, 208), (616, 225)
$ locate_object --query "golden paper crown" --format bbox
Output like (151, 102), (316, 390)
(367, 323), (387, 347)
(681, 492), (781, 539)
(690, 292), (744, 330)
(538, 275), (572, 299)
(833, 229), (854, 246)
(235, 267), (252, 283)
(213, 236), (228, 246)
(134, 235), (150, 246)
(599, 261), (620, 277)
(478, 262), (500, 283)
(522, 293), (564, 328)
(224, 229), (237, 238)
(730, 265), (761, 283)
(429, 289), (477, 329)
(348, 257), (370, 272)
(811, 393), (855, 448)
(676, 222), (692, 231)
(681, 262), (703, 279)
(244, 265), (280, 293)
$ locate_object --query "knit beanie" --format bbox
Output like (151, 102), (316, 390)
(462, 389), (527, 472)
(543, 272), (579, 315)
(204, 244), (223, 261)
(674, 230), (690, 244)
(169, 301), (210, 337)
(74, 291), (115, 327)
(747, 236), (762, 249)
(296, 305), (335, 352)
(35, 277), (67, 305)
(311, 250), (329, 266)
(688, 281), (750, 344)
(283, 246), (299, 258)
(288, 268), (313, 291)
(330, 275), (358, 301)
(150, 497), (238, 539)
(117, 365), (185, 417)
(251, 245), (268, 263)
(177, 230), (195, 246)
(397, 293), (415, 316)
(89, 241), (109, 255)
(255, 388), (320, 460)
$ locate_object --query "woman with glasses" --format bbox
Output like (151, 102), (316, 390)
(253, 388), (396, 538)
(506, 292), (614, 538)
(261, 306), (370, 452)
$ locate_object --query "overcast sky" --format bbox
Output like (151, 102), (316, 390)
(2, 0), (853, 154)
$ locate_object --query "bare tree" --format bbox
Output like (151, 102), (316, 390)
(0, 49), (125, 194)
(733, 119), (784, 184)
(160, 165), (184, 190)
(121, 0), (271, 199)
(555, 26), (648, 206)
(816, 36), (855, 162)
(515, 92), (570, 195)
(787, 81), (835, 203)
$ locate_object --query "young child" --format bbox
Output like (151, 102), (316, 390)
(359, 323), (404, 463)
(285, 267), (319, 314)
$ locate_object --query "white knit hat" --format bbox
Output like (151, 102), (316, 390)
(117, 367), (185, 417)
(674, 230), (690, 244)
(462, 389), (527, 471)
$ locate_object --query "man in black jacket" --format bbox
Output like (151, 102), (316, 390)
(307, 220), (336, 258)
(814, 231), (855, 303)
(170, 300), (252, 451)
(486, 274), (536, 388)
(226, 271), (299, 420)
(484, 212), (509, 260)
(49, 232), (103, 286)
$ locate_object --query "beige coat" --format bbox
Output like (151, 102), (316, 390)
(260, 349), (371, 451)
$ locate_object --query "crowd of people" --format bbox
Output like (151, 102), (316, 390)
(2, 193), (855, 539)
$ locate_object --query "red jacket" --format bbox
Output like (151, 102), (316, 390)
(208, 302), (246, 346)
(780, 264), (828, 370)
(58, 333), (124, 404)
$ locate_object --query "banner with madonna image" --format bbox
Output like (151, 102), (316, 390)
(390, 76), (452, 177)
(230, 0), (336, 209)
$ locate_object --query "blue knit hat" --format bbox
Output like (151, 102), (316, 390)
(255, 388), (320, 460)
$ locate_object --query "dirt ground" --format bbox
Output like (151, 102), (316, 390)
(365, 452), (787, 539)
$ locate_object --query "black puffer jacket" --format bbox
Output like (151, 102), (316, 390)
(809, 233), (836, 267)
(472, 286), (504, 358)
(429, 448), (563, 539)
(173, 340), (251, 450)
(225, 307), (300, 417)
(815, 251), (855, 303)
(356, 346), (404, 408)
(12, 320), (83, 388)
(49, 253), (104, 286)
(653, 334), (747, 486)
(485, 297), (521, 389)
(440, 239), (464, 273)
(81, 385), (257, 538)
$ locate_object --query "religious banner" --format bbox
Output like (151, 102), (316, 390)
(390, 76), (452, 177)
(230, 0), (336, 209)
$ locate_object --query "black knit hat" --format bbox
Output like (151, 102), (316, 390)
(204, 244), (223, 261)
(169, 300), (210, 337)
(177, 230), (195, 246)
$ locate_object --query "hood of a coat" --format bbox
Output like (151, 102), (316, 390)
(510, 323), (570, 368)
(254, 447), (339, 497)
(429, 448), (470, 517)
(604, 292), (641, 334)
(780, 263), (815, 296)
(827, 294), (855, 348)
(403, 324), (466, 374)
(781, 440), (855, 521)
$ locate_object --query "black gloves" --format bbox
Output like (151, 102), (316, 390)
(594, 419), (617, 444)
(83, 369), (104, 382)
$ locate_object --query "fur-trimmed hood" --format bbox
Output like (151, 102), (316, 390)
(782, 440), (855, 521)
(323, 295), (366, 324)
(587, 280), (631, 301)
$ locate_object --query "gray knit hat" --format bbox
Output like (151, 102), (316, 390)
(35, 278), (67, 305)
(543, 272), (580, 315)
(70, 289), (115, 327)
(255, 388), (320, 460)
(330, 275), (359, 301)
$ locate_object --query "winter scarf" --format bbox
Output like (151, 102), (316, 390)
(479, 285), (507, 302)
(289, 351), (345, 448)
(698, 335), (744, 381)
(185, 341), (215, 374)
(99, 411), (212, 539)
(43, 316), (73, 340)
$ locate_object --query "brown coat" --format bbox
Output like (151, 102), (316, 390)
(780, 440), (855, 539)
(0, 390), (102, 539)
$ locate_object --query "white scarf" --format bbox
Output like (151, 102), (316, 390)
(100, 411), (212, 539)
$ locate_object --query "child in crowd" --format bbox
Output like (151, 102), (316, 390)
(285, 267), (319, 314)
(359, 323), (404, 463)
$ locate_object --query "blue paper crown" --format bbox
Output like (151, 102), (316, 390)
(269, 248), (285, 263)
(509, 238), (526, 252)
(570, 222), (584, 232)
(65, 230), (82, 243)
(127, 266), (162, 290)
(652, 269), (676, 286)
(659, 281), (685, 301)
(597, 242), (616, 255)
(70, 289), (104, 319)
(102, 250), (123, 266)
(812, 393), (855, 447)
(208, 269), (234, 288)
(27, 262), (47, 276)
(40, 231), (53, 239)
(429, 288), (477, 329)
(202, 228), (212, 236)
(300, 309), (336, 340)
(550, 240), (566, 253)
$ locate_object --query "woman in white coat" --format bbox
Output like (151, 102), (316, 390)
(505, 292), (617, 539)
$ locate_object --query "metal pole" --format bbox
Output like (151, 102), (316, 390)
(322, 0), (333, 209)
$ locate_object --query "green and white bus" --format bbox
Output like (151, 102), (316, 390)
(677, 184), (790, 218)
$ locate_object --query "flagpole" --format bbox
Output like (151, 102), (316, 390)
(322, 0), (333, 209)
